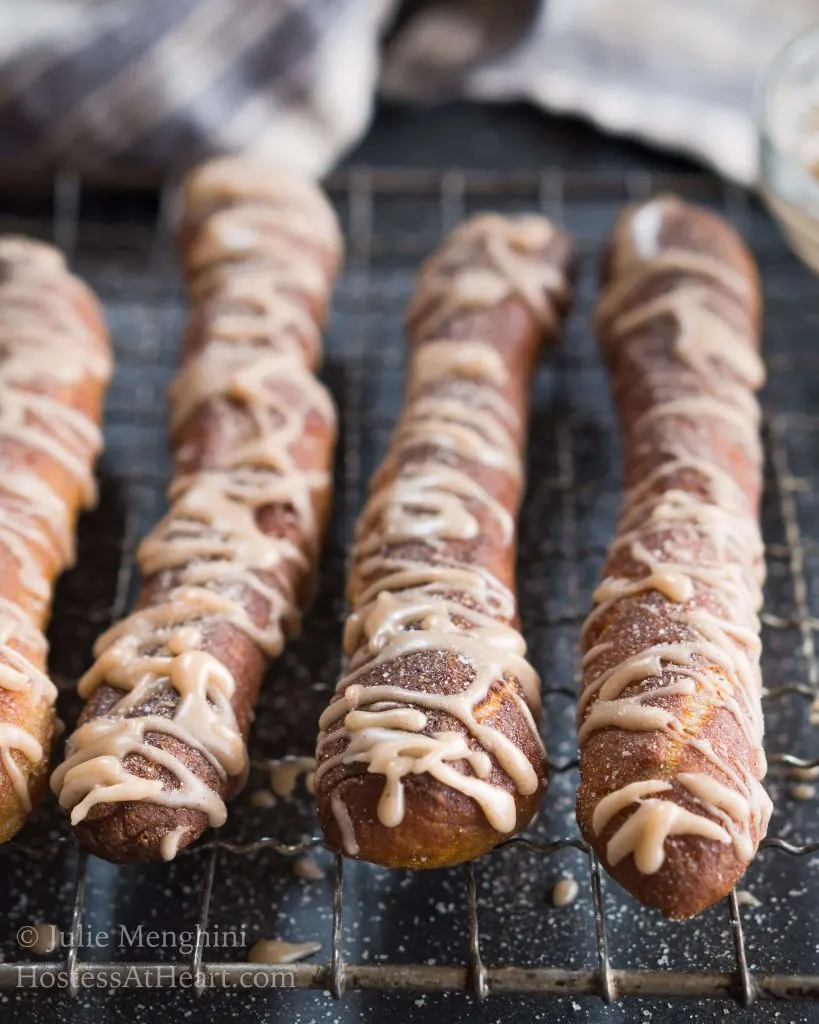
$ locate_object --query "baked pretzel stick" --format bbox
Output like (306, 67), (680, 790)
(576, 196), (771, 919)
(52, 157), (342, 862)
(0, 238), (111, 842)
(316, 214), (574, 868)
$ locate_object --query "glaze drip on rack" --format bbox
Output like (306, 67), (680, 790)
(0, 238), (109, 812)
(580, 197), (772, 876)
(317, 214), (570, 849)
(52, 160), (341, 833)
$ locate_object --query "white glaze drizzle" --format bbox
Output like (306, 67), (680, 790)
(405, 214), (566, 335)
(269, 755), (315, 797)
(52, 159), (341, 840)
(330, 790), (359, 856)
(581, 197), (772, 876)
(0, 239), (110, 812)
(159, 824), (193, 861)
(317, 213), (570, 847)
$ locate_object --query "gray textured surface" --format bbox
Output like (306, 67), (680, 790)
(0, 106), (818, 1023)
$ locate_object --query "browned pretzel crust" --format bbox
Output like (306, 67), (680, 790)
(0, 238), (111, 842)
(316, 213), (575, 868)
(576, 197), (771, 919)
(51, 157), (342, 862)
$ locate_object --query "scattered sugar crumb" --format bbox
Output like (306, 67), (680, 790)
(249, 789), (277, 808)
(552, 875), (579, 907)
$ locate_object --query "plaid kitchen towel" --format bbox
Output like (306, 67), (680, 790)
(0, 0), (814, 184)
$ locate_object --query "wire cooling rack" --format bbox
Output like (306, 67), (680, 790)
(0, 167), (817, 1010)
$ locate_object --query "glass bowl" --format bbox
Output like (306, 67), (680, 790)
(759, 22), (819, 273)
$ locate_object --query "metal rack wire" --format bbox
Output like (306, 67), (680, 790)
(0, 166), (817, 1007)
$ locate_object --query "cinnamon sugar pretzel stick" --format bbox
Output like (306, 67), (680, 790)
(576, 196), (772, 919)
(51, 157), (342, 862)
(316, 213), (574, 868)
(0, 239), (111, 842)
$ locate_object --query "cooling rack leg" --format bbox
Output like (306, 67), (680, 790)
(588, 851), (617, 1002)
(728, 889), (756, 1007)
(65, 847), (89, 999)
(327, 853), (346, 999)
(191, 845), (218, 997)
(464, 861), (489, 1001)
